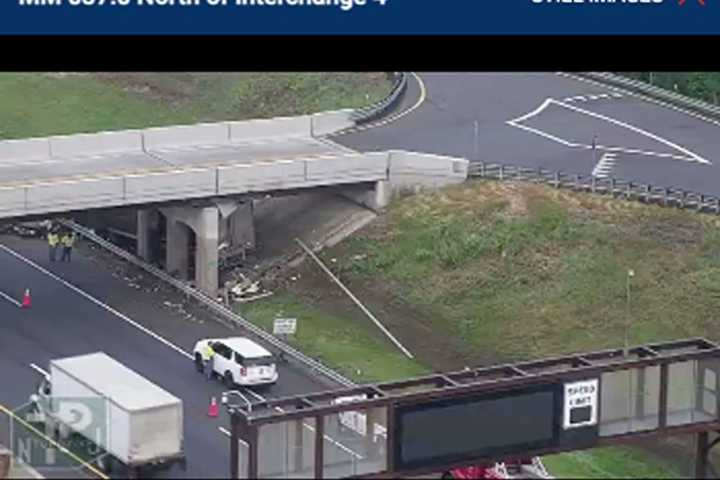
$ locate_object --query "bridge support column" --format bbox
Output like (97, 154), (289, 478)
(218, 200), (255, 253)
(336, 180), (391, 213)
(162, 204), (220, 297)
(137, 209), (159, 262)
(166, 217), (190, 281)
(195, 206), (220, 298)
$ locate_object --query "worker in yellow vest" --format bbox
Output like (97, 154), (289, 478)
(60, 231), (76, 263)
(202, 343), (215, 380)
(47, 230), (60, 262)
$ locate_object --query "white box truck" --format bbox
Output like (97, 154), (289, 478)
(29, 352), (186, 477)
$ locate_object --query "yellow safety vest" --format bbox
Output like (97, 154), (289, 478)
(47, 234), (59, 247)
(62, 235), (75, 248)
(203, 344), (215, 361)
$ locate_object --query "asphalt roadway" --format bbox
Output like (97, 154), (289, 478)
(336, 72), (720, 195)
(0, 234), (333, 478)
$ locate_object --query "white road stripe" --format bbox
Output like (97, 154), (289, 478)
(592, 153), (618, 178)
(0, 289), (22, 308)
(507, 97), (710, 165)
(29, 363), (49, 377)
(0, 243), (195, 362)
(557, 72), (720, 128)
(0, 243), (363, 459)
(555, 98), (711, 165)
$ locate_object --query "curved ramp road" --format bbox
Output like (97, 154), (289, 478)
(336, 72), (720, 195)
(0, 235), (330, 478)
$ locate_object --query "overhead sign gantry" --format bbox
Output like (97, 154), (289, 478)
(226, 338), (720, 479)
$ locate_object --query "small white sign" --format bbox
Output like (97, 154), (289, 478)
(273, 318), (297, 335)
(563, 379), (599, 430)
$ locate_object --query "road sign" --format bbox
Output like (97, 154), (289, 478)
(273, 318), (297, 336)
(563, 379), (599, 429)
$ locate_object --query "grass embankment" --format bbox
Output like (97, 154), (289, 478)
(0, 72), (392, 139)
(623, 72), (720, 105)
(335, 181), (720, 363)
(242, 294), (429, 383)
(238, 179), (720, 477)
(543, 446), (685, 479)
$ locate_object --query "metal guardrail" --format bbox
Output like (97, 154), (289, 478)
(59, 220), (356, 390)
(574, 72), (720, 119)
(349, 72), (408, 124)
(468, 162), (720, 215)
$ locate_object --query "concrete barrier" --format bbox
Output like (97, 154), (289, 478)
(25, 176), (125, 214)
(217, 159), (306, 194)
(310, 110), (355, 136)
(49, 130), (143, 158)
(305, 153), (388, 185)
(388, 150), (469, 189)
(124, 167), (217, 203)
(229, 115), (312, 143)
(0, 138), (50, 165)
(143, 123), (230, 151)
(0, 187), (25, 217)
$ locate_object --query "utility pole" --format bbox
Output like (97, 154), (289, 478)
(473, 120), (479, 161)
(624, 269), (634, 356)
(592, 134), (598, 166)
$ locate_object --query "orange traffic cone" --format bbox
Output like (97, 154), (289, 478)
(208, 396), (219, 418)
(21, 289), (31, 309)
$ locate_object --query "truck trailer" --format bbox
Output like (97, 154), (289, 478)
(29, 352), (186, 477)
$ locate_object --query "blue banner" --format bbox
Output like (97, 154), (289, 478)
(0, 0), (716, 35)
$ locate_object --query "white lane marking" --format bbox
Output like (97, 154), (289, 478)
(29, 363), (49, 377)
(563, 93), (618, 104)
(0, 243), (363, 458)
(0, 243), (267, 443)
(219, 427), (231, 437)
(0, 243), (195, 362)
(507, 121), (581, 148)
(0, 289), (22, 308)
(1, 244), (364, 460)
(507, 97), (711, 165)
(557, 72), (720, 128)
(579, 144), (696, 162)
(592, 152), (618, 178)
(554, 98), (711, 165)
(508, 98), (554, 124)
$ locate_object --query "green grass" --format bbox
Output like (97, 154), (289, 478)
(544, 447), (685, 479)
(0, 72), (392, 139)
(238, 293), (429, 383)
(331, 181), (720, 362)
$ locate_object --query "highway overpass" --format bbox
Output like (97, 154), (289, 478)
(0, 110), (467, 296)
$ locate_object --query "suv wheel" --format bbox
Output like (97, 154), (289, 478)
(224, 371), (235, 388)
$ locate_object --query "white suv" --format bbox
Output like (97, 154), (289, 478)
(193, 337), (278, 388)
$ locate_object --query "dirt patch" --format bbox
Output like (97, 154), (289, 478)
(92, 73), (198, 105)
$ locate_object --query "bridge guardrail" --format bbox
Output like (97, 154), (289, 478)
(60, 220), (356, 390)
(574, 72), (720, 120)
(468, 162), (720, 215)
(349, 72), (408, 124)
